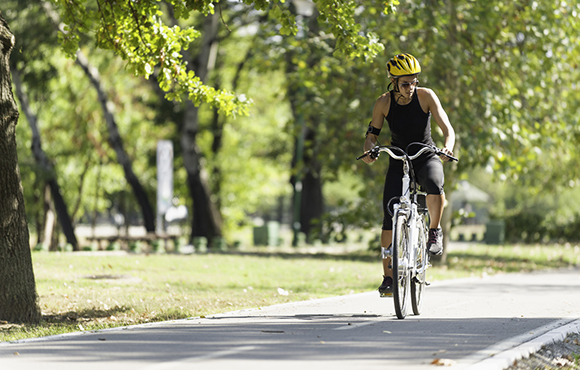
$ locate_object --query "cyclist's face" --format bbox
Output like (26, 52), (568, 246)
(394, 76), (419, 98)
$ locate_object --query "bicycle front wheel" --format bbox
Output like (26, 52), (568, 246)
(392, 211), (411, 319)
(411, 213), (429, 315)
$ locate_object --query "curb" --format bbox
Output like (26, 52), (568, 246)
(462, 318), (580, 370)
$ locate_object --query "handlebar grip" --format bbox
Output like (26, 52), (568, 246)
(435, 149), (458, 162)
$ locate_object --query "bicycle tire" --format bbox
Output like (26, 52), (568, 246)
(411, 213), (429, 315)
(392, 210), (410, 319)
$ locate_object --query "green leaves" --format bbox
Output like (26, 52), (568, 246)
(52, 0), (400, 116)
(315, 0), (387, 59)
(269, 4), (297, 36)
(54, 0), (246, 115)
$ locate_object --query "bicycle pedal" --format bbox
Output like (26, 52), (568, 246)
(379, 292), (393, 298)
(425, 281), (431, 286)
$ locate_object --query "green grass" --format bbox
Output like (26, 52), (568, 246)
(441, 243), (580, 276)
(1, 243), (579, 342)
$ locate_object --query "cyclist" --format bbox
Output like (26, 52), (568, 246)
(361, 53), (455, 296)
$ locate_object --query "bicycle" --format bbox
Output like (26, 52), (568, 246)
(357, 142), (458, 319)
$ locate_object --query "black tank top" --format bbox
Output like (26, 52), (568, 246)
(386, 90), (435, 156)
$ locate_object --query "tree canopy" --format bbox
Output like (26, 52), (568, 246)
(53, 0), (397, 116)
(5, 0), (580, 245)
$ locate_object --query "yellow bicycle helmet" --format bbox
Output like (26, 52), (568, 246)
(387, 53), (421, 77)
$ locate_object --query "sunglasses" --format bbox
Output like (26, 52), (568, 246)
(399, 79), (419, 88)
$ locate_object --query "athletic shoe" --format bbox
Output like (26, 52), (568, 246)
(427, 228), (443, 256)
(378, 275), (393, 297)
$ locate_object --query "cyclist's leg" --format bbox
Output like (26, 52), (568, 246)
(414, 156), (445, 224)
(381, 229), (393, 275)
(379, 229), (394, 295)
(380, 161), (403, 292)
(414, 156), (445, 254)
(426, 193), (445, 229)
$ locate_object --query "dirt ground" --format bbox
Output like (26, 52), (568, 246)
(505, 332), (580, 370)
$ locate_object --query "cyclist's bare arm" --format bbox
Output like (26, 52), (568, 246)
(363, 93), (391, 164)
(419, 88), (455, 161)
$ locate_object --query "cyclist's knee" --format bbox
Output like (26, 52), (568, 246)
(423, 179), (444, 195)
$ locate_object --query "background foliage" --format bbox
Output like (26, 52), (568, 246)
(4, 0), (580, 246)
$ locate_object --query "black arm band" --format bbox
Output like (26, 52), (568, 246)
(366, 123), (381, 137)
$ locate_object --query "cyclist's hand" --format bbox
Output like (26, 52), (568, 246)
(361, 150), (377, 164)
(440, 147), (454, 162)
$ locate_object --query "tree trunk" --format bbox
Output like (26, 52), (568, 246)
(0, 12), (41, 324)
(300, 163), (323, 238)
(75, 51), (156, 233)
(287, 88), (324, 241)
(299, 125), (323, 238)
(210, 100), (223, 210)
(12, 68), (79, 249)
(180, 13), (223, 240)
(182, 100), (223, 239)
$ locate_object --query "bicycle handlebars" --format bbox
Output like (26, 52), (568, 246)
(356, 142), (458, 162)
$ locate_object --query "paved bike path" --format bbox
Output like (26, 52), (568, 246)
(1, 269), (579, 369)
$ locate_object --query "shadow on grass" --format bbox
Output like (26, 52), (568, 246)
(42, 306), (133, 324)
(0, 305), (192, 342)
(0, 306), (134, 341)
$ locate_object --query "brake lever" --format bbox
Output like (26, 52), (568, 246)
(356, 148), (380, 161)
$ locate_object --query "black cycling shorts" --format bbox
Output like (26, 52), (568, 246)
(382, 153), (444, 231)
